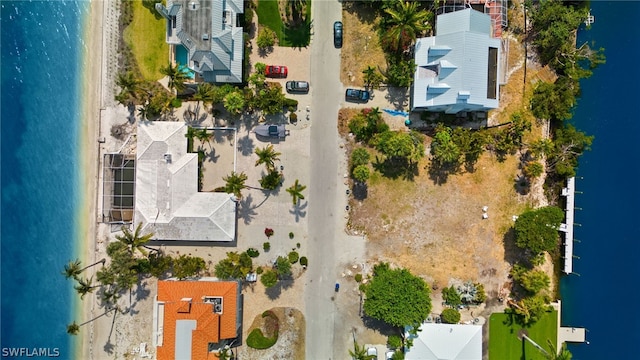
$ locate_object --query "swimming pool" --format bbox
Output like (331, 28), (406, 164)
(175, 45), (195, 79)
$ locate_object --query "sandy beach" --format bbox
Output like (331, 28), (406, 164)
(77, 0), (107, 358)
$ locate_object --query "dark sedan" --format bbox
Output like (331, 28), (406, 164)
(333, 21), (343, 48)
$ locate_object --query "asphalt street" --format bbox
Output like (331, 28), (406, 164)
(305, 0), (344, 358)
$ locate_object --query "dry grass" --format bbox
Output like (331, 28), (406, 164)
(340, 3), (387, 86)
(349, 151), (530, 293)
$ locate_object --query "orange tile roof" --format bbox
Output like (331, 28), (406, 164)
(157, 280), (239, 360)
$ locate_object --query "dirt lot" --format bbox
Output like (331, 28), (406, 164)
(340, 3), (387, 86)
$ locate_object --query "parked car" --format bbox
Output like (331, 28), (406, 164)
(333, 21), (343, 48)
(265, 65), (288, 78)
(345, 88), (370, 103)
(366, 347), (378, 359)
(286, 81), (310, 94)
(385, 350), (395, 360)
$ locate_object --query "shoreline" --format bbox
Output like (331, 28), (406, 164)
(76, 0), (104, 358)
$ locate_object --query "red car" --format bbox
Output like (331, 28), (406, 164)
(265, 65), (288, 78)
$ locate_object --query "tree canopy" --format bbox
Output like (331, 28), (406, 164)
(514, 206), (565, 255)
(362, 263), (432, 328)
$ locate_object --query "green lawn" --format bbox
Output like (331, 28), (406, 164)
(256, 0), (312, 47)
(489, 312), (558, 360)
(124, 0), (169, 81)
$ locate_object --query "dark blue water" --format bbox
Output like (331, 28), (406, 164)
(1, 1), (88, 358)
(560, 1), (640, 358)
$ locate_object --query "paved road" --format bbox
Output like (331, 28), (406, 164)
(305, 1), (344, 359)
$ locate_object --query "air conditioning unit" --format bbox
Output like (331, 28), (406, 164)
(164, 153), (172, 163)
(202, 33), (209, 41)
(214, 304), (222, 313)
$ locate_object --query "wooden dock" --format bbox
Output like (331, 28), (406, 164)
(559, 177), (576, 274)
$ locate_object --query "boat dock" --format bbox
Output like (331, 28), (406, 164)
(559, 177), (576, 274)
(553, 300), (587, 349)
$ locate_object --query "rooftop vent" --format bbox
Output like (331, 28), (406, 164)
(188, 0), (200, 11)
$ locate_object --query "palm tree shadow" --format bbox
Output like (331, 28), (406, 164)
(383, 86), (410, 110)
(265, 282), (282, 300)
(238, 194), (264, 225)
(237, 135), (255, 156)
(206, 148), (220, 163)
(289, 200), (308, 222)
(103, 340), (115, 355)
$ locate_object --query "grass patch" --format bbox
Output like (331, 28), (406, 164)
(123, 0), (169, 81)
(489, 311), (558, 360)
(246, 310), (279, 349)
(255, 0), (311, 47)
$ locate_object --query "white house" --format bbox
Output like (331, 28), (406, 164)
(405, 323), (483, 360)
(134, 122), (236, 242)
(412, 9), (501, 113)
(156, 0), (244, 83)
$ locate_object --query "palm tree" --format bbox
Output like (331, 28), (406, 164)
(546, 339), (573, 360)
(115, 71), (140, 106)
(193, 83), (215, 113)
(195, 129), (212, 147)
(160, 62), (189, 95)
(67, 321), (80, 335)
(222, 171), (248, 199)
(286, 179), (306, 205)
(74, 276), (100, 299)
(382, 1), (432, 54)
(254, 145), (281, 171)
(116, 222), (155, 256)
(137, 105), (149, 121)
(362, 65), (383, 89)
(62, 259), (82, 279)
(63, 258), (106, 280)
(349, 341), (375, 360)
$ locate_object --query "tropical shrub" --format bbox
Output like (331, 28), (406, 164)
(256, 27), (276, 50)
(260, 269), (278, 288)
(247, 248), (260, 258)
(288, 251), (299, 264)
(352, 165), (371, 183)
(441, 308), (461, 324)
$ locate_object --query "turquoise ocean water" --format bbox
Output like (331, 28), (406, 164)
(1, 0), (88, 358)
(560, 1), (640, 358)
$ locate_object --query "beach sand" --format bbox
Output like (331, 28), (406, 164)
(77, 0), (108, 358)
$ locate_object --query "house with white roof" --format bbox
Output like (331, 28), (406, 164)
(412, 8), (501, 113)
(134, 122), (237, 242)
(156, 0), (244, 83)
(405, 323), (482, 360)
